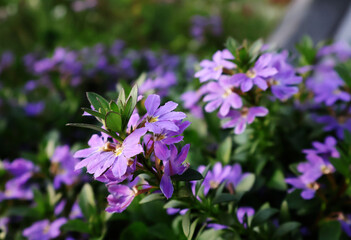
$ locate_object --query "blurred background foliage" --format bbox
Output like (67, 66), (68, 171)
(0, 0), (288, 56)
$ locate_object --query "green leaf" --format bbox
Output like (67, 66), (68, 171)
(109, 101), (119, 113)
(197, 229), (224, 240)
(82, 108), (104, 119)
(213, 193), (239, 204)
(225, 37), (239, 55)
(164, 200), (186, 209)
(87, 92), (109, 113)
(66, 123), (110, 136)
(139, 193), (164, 204)
(117, 88), (126, 110)
(251, 208), (279, 227)
(120, 222), (149, 240)
(236, 173), (255, 193)
(105, 111), (122, 133)
(318, 220), (341, 240)
(172, 168), (204, 181)
(273, 222), (301, 239)
(61, 219), (91, 234)
(182, 210), (191, 237)
(330, 157), (350, 178)
(216, 136), (232, 164)
(335, 63), (351, 88)
(78, 184), (96, 219)
(188, 218), (199, 240)
(267, 169), (287, 191)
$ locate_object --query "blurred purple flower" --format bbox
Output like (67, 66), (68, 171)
(160, 144), (190, 198)
(51, 145), (80, 189)
(22, 218), (67, 240)
(203, 75), (242, 116)
(24, 102), (45, 116)
(302, 136), (340, 159)
(232, 53), (278, 92)
(237, 207), (255, 228)
(195, 49), (235, 82)
(221, 107), (269, 134)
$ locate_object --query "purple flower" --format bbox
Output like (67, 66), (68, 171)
(297, 154), (335, 183)
(139, 71), (177, 97)
(339, 214), (351, 237)
(207, 223), (228, 230)
(221, 107), (269, 134)
(232, 53), (278, 92)
(144, 121), (190, 160)
(195, 49), (235, 82)
(51, 145), (80, 189)
(160, 144), (190, 198)
(268, 71), (302, 101)
(285, 176), (320, 200)
(237, 207), (255, 228)
(22, 218), (67, 240)
(203, 75), (243, 116)
(24, 102), (45, 116)
(105, 184), (137, 213)
(0, 159), (38, 201)
(3, 158), (38, 177)
(166, 208), (189, 215)
(144, 94), (186, 134)
(226, 163), (249, 189)
(314, 114), (351, 139)
(318, 42), (351, 61)
(302, 136), (340, 159)
(181, 85), (208, 118)
(201, 162), (231, 196)
(75, 128), (146, 178)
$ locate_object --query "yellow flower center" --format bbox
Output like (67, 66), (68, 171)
(114, 144), (124, 156)
(246, 69), (256, 79)
(222, 88), (232, 98)
(147, 116), (158, 123)
(210, 180), (219, 189)
(321, 165), (332, 174)
(307, 182), (320, 190)
(214, 65), (223, 71)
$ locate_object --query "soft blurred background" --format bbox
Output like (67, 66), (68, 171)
(0, 0), (289, 158)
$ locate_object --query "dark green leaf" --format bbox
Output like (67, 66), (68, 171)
(78, 184), (96, 219)
(251, 208), (279, 227)
(164, 200), (186, 209)
(117, 88), (126, 110)
(335, 63), (351, 88)
(81, 108), (104, 120)
(330, 157), (350, 178)
(66, 123), (110, 135)
(172, 168), (203, 181)
(61, 219), (91, 234)
(273, 221), (301, 239)
(109, 101), (120, 113)
(236, 173), (255, 193)
(188, 218), (199, 240)
(87, 92), (109, 113)
(225, 37), (239, 55)
(216, 136), (232, 164)
(213, 193), (239, 204)
(182, 210), (191, 237)
(105, 111), (122, 133)
(318, 220), (341, 240)
(139, 193), (164, 204)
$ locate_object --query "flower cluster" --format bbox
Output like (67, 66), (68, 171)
(302, 41), (351, 139)
(182, 41), (302, 134)
(285, 136), (338, 199)
(190, 15), (222, 43)
(73, 91), (193, 213)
